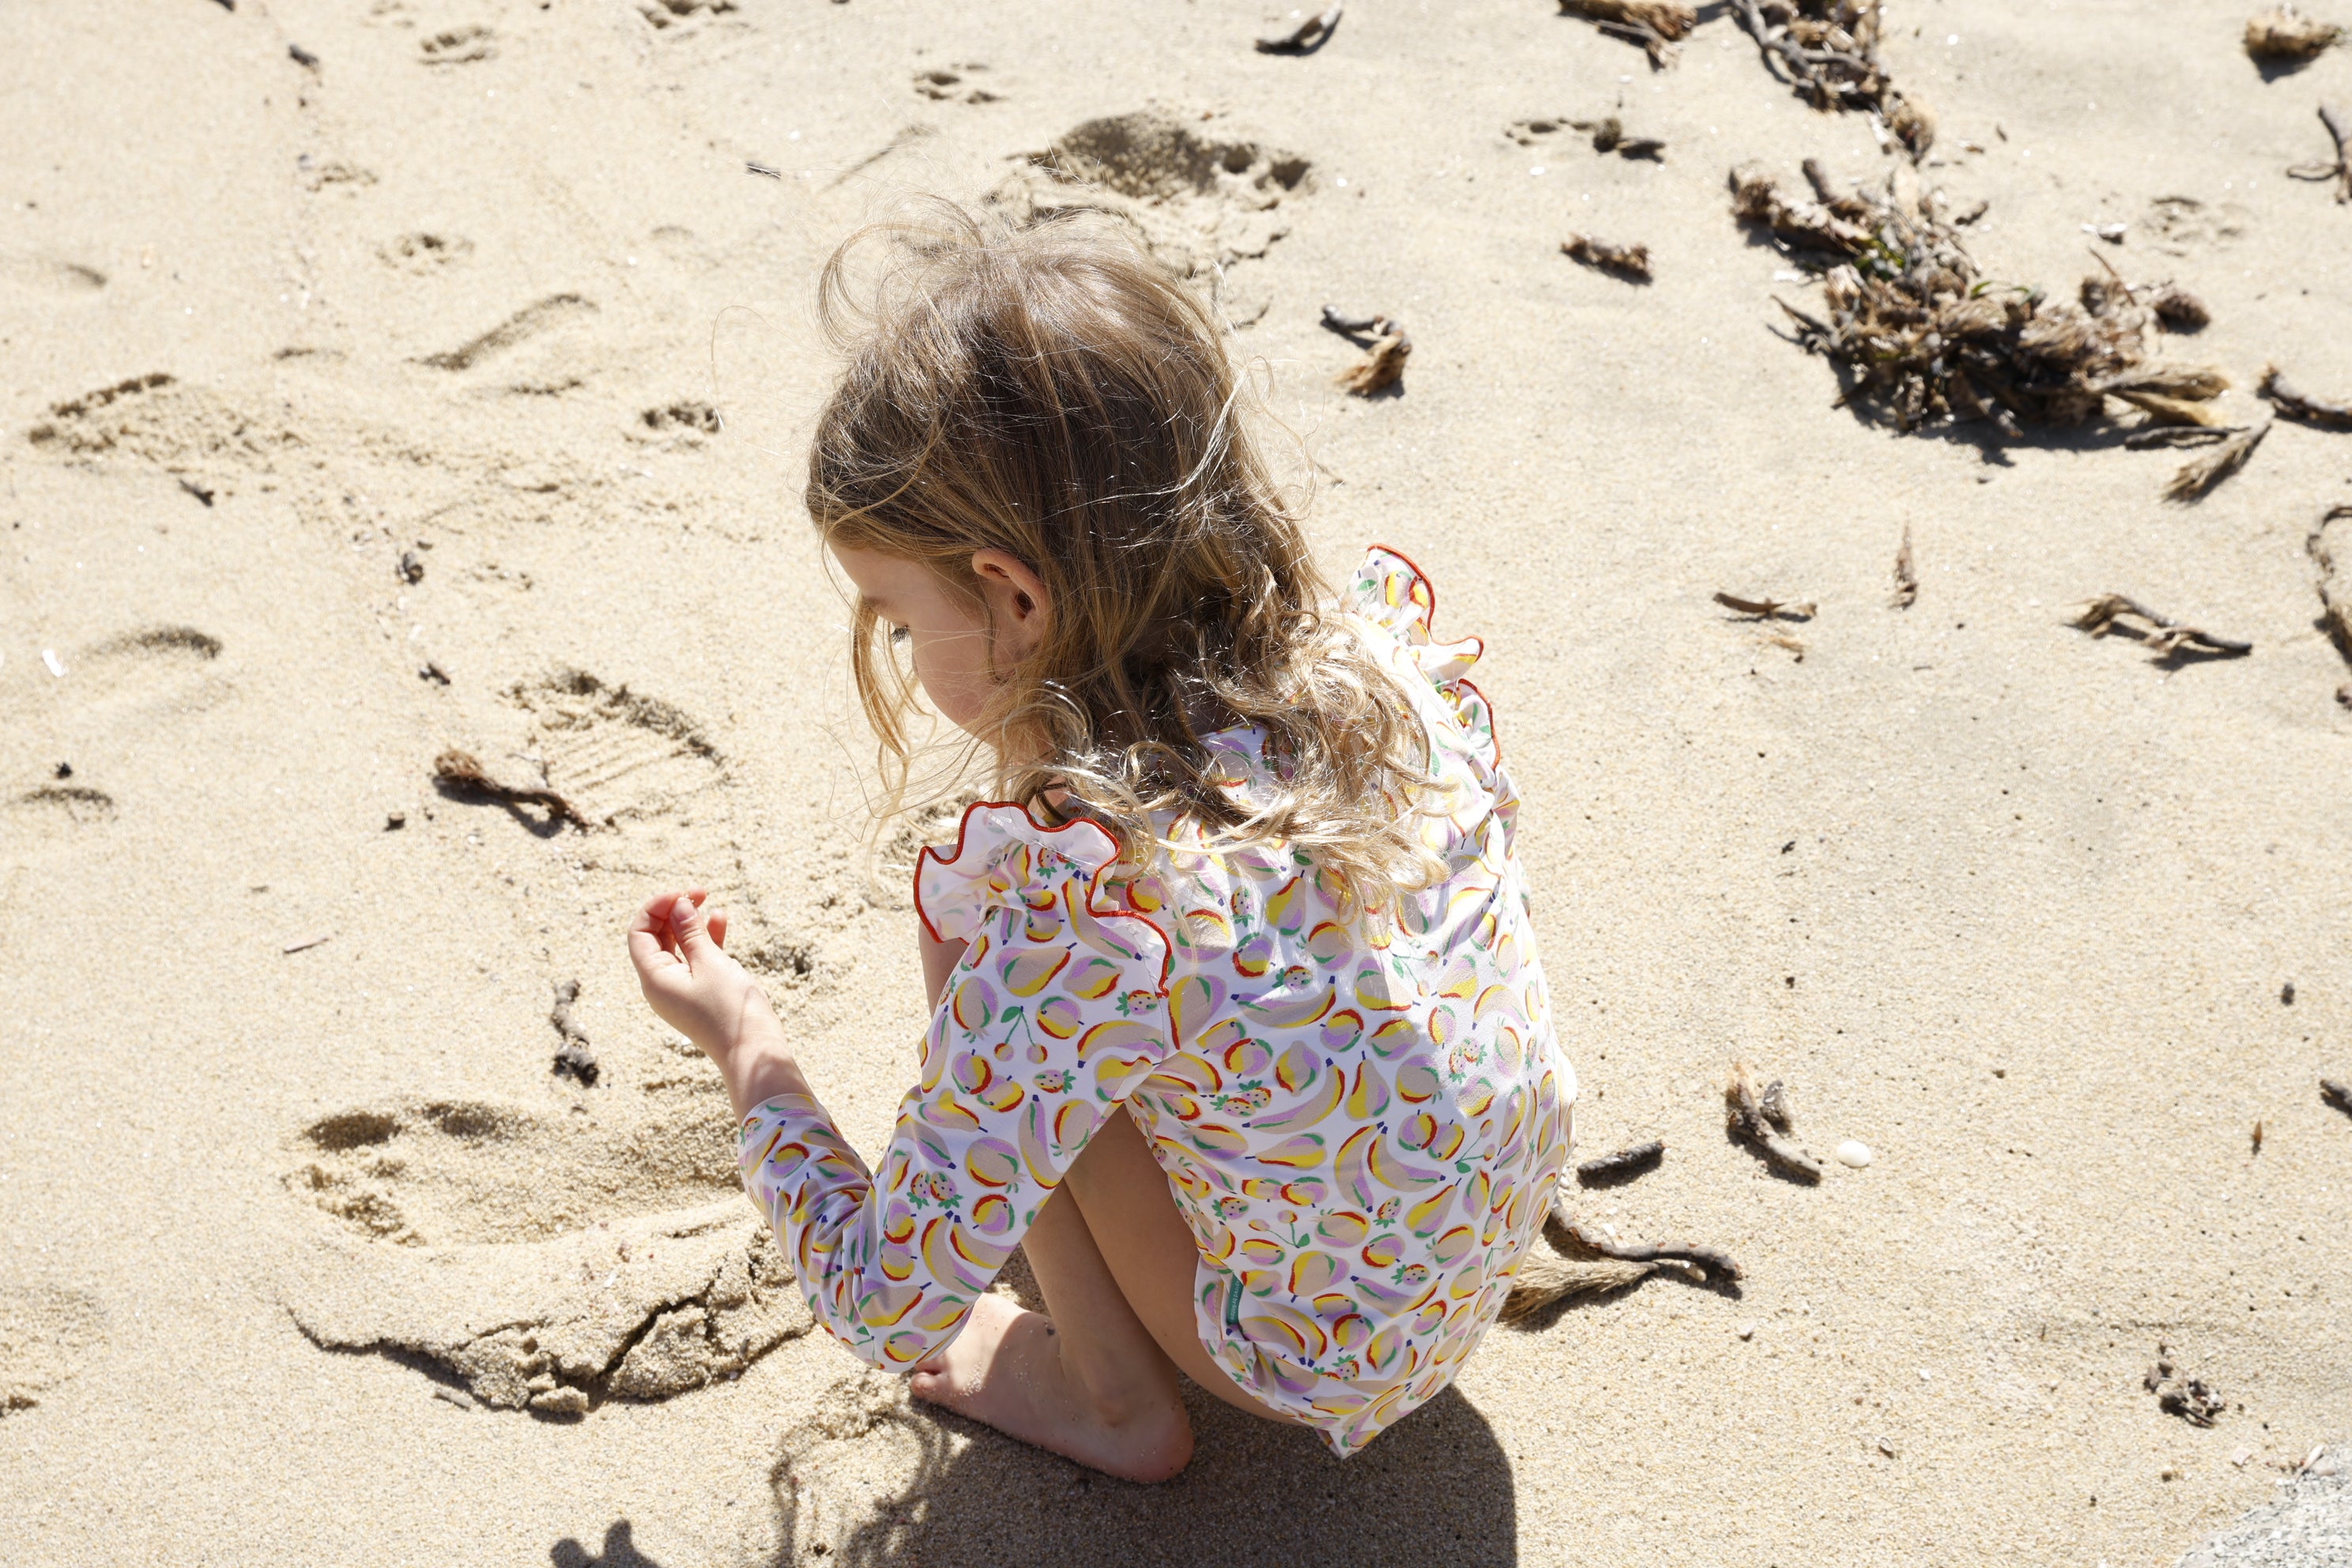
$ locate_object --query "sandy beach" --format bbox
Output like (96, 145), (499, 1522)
(3, 1), (2350, 1562)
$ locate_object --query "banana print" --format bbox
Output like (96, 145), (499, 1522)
(737, 546), (1573, 1457)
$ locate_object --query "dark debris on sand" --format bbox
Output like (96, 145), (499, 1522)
(1736, 160), (2242, 468)
(1731, 0), (1935, 159)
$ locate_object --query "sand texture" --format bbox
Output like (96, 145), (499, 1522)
(5, 2), (2352, 1563)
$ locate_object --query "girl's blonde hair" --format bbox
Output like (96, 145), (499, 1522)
(806, 204), (1441, 912)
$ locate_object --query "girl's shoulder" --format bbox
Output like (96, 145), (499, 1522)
(1340, 543), (1499, 774)
(913, 802), (1173, 987)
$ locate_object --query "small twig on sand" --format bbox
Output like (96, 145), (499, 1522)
(1321, 305), (1410, 395)
(1256, 0), (1344, 53)
(2124, 424), (2240, 450)
(432, 748), (592, 829)
(1892, 523), (1917, 608)
(2321, 1077), (2352, 1117)
(1562, 233), (1653, 281)
(1576, 1140), (1665, 1183)
(2310, 505), (2352, 660)
(1715, 590), (1816, 621)
(2067, 594), (2252, 660)
(1727, 1061), (1824, 1182)
(2164, 419), (2271, 502)
(2246, 6), (2345, 62)
(550, 979), (599, 1086)
(2286, 104), (2352, 201)
(1558, 0), (1697, 66)
(2262, 365), (2352, 429)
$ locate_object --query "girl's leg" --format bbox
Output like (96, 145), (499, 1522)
(907, 1107), (1295, 1480)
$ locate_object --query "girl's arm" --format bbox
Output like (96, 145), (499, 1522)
(626, 889), (812, 1123)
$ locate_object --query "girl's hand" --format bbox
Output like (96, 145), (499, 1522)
(626, 888), (772, 1057)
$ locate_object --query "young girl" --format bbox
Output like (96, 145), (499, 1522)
(627, 211), (1574, 1481)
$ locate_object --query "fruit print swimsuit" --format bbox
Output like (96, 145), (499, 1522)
(740, 546), (1576, 1457)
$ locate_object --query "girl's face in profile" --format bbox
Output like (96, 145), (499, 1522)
(831, 543), (1050, 739)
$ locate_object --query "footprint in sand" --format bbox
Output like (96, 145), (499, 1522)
(418, 24), (496, 66)
(635, 0), (737, 28)
(0, 255), (107, 296)
(631, 401), (723, 446)
(57, 625), (228, 715)
(0, 1284), (107, 1417)
(447, 666), (722, 833)
(26, 374), (300, 492)
(912, 62), (1001, 104)
(379, 232), (475, 273)
(6, 784), (119, 830)
(417, 293), (599, 396)
(281, 1097), (810, 1415)
(987, 108), (1313, 324)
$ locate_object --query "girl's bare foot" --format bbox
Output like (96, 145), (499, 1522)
(907, 1294), (1194, 1483)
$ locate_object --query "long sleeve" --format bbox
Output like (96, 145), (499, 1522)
(737, 805), (1173, 1368)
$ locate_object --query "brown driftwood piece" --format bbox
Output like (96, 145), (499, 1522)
(1562, 234), (1653, 281)
(1256, 0), (1343, 53)
(1715, 590), (1816, 621)
(549, 978), (599, 1086)
(2287, 104), (2352, 201)
(2263, 365), (2352, 429)
(2164, 419), (2271, 502)
(2067, 594), (2252, 659)
(1892, 524), (1918, 607)
(1727, 1061), (1824, 1182)
(2245, 6), (2345, 61)
(2146, 1352), (2226, 1427)
(2321, 1077), (2352, 1116)
(1559, 0), (1697, 66)
(1575, 1140), (1665, 1182)
(432, 748), (592, 829)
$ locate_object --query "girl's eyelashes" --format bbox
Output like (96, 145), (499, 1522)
(889, 625), (910, 646)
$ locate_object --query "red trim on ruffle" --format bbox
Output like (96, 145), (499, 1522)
(910, 799), (1175, 994)
(1360, 545), (1503, 771)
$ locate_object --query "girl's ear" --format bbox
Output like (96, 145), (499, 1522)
(971, 548), (1051, 660)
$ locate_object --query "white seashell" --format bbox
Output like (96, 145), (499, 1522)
(1836, 1140), (1875, 1168)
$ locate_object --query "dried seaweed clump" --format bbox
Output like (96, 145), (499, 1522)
(1736, 162), (2227, 440)
(2146, 1350), (2226, 1427)
(1562, 234), (1653, 281)
(1559, 0), (1698, 66)
(1732, 0), (1935, 158)
(2245, 6), (2344, 62)
(1321, 305), (1410, 395)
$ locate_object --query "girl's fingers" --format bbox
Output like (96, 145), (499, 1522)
(627, 921), (680, 979)
(707, 910), (729, 950)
